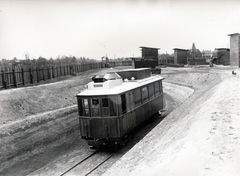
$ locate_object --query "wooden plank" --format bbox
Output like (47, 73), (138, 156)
(1, 70), (7, 89)
(13, 68), (17, 87)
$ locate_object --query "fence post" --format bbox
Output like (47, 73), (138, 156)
(21, 68), (25, 86)
(70, 65), (73, 76)
(29, 68), (34, 84)
(13, 68), (17, 88)
(52, 66), (55, 78)
(48, 67), (51, 79)
(56, 66), (58, 77)
(1, 70), (7, 89)
(36, 68), (39, 83)
(60, 66), (62, 76)
(42, 67), (45, 81)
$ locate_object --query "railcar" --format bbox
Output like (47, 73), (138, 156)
(76, 68), (165, 148)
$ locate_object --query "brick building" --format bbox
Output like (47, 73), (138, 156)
(173, 48), (188, 65)
(228, 33), (240, 67)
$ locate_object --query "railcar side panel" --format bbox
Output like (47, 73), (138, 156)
(119, 93), (164, 137)
(120, 111), (136, 134)
(135, 103), (148, 124)
(79, 118), (90, 137)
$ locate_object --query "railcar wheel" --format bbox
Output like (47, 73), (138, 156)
(90, 146), (99, 150)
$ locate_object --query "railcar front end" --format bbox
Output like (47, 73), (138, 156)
(76, 68), (165, 148)
(77, 95), (123, 147)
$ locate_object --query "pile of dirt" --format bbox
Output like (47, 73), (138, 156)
(0, 75), (87, 125)
(162, 68), (218, 88)
(163, 82), (194, 105)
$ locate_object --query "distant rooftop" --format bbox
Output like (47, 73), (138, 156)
(173, 48), (189, 51)
(140, 46), (160, 50)
(215, 48), (230, 51)
(228, 33), (240, 36)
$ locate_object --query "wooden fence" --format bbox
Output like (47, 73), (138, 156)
(0, 61), (132, 90)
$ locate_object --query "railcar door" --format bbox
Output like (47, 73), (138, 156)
(128, 91), (136, 127)
(77, 97), (91, 138)
(127, 91), (135, 111)
(121, 91), (136, 134)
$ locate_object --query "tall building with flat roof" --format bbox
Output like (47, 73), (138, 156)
(140, 47), (160, 60)
(228, 33), (240, 67)
(132, 47), (160, 69)
(173, 48), (188, 65)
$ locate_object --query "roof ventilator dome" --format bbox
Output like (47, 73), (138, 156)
(92, 75), (107, 83)
(92, 72), (122, 83)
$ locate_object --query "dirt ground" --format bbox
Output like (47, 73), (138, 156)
(103, 66), (240, 176)
(1, 65), (239, 175)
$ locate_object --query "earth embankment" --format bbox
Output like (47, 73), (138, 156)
(103, 67), (240, 176)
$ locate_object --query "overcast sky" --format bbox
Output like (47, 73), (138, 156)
(1, 0), (240, 60)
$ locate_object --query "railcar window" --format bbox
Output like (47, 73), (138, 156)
(159, 81), (162, 93)
(148, 83), (154, 99)
(134, 88), (141, 106)
(109, 97), (117, 116)
(77, 98), (83, 116)
(121, 94), (127, 114)
(80, 98), (89, 116)
(154, 81), (160, 95)
(102, 98), (109, 116)
(91, 98), (100, 116)
(102, 98), (109, 107)
(141, 86), (148, 102)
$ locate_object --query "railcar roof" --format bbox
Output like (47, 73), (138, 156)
(77, 75), (164, 96)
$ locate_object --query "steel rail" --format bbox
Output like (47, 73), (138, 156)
(60, 150), (99, 176)
(85, 152), (115, 176)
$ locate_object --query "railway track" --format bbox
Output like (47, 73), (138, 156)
(60, 150), (115, 176)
